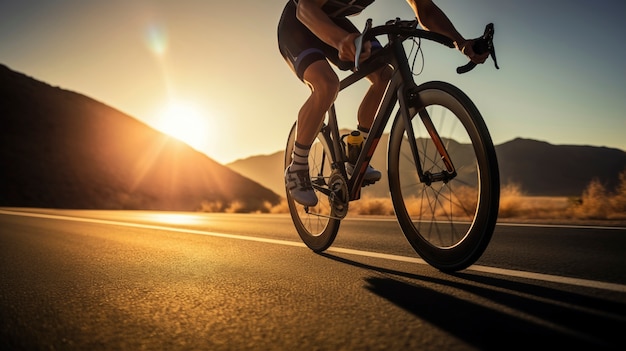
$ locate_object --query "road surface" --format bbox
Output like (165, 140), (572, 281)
(1, 208), (624, 350)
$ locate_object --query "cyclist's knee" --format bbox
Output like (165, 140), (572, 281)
(304, 62), (340, 103)
(314, 75), (340, 103)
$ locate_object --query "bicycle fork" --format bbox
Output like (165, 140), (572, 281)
(400, 89), (457, 185)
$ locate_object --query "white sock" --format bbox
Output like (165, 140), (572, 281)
(289, 142), (310, 172)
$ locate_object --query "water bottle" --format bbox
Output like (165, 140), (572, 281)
(346, 130), (364, 164)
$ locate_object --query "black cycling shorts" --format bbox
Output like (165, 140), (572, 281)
(277, 1), (382, 81)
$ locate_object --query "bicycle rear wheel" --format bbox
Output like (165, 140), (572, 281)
(388, 81), (499, 272)
(285, 123), (341, 252)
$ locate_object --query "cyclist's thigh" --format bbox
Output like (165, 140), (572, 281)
(278, 2), (330, 81)
(278, 2), (380, 78)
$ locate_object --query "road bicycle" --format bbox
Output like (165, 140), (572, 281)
(284, 19), (500, 272)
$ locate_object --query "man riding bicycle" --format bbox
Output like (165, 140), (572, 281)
(278, 0), (488, 206)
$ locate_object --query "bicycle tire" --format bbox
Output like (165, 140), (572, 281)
(388, 81), (500, 272)
(285, 123), (341, 252)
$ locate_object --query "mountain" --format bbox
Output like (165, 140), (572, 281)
(0, 64), (281, 211)
(497, 138), (626, 196)
(228, 152), (286, 199)
(228, 136), (626, 199)
(227, 133), (392, 199)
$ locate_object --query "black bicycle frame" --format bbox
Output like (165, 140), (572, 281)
(324, 27), (457, 201)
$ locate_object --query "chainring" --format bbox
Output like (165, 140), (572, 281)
(328, 170), (349, 219)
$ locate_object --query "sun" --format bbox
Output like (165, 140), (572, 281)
(156, 99), (211, 152)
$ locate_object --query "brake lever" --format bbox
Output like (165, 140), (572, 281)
(457, 23), (500, 74)
(354, 18), (373, 71)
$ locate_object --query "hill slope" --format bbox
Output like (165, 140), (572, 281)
(228, 136), (626, 198)
(0, 64), (280, 211)
(497, 138), (626, 196)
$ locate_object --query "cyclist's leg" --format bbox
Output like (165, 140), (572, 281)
(358, 65), (393, 131)
(345, 65), (392, 182)
(278, 2), (340, 205)
(284, 61), (340, 206)
(278, 1), (340, 161)
(285, 61), (340, 206)
(296, 61), (340, 148)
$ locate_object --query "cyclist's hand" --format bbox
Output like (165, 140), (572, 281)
(457, 39), (489, 64)
(338, 32), (371, 63)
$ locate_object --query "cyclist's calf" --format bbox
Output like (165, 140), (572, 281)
(358, 65), (394, 129)
(366, 65), (393, 85)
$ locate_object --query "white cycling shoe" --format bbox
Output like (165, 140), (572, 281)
(285, 167), (318, 207)
(346, 162), (382, 183)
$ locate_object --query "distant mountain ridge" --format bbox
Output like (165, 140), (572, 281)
(3, 62), (623, 211)
(0, 64), (280, 211)
(497, 138), (626, 196)
(228, 134), (626, 199)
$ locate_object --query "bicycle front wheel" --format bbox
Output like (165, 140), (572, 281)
(285, 123), (341, 252)
(388, 81), (500, 272)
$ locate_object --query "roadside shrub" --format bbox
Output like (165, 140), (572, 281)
(199, 200), (224, 213)
(216, 170), (626, 222)
(569, 169), (626, 220)
(349, 196), (395, 216)
(570, 178), (609, 219)
(497, 183), (525, 218)
(267, 199), (290, 214)
(609, 170), (626, 216)
(225, 201), (245, 213)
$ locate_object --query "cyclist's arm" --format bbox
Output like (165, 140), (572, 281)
(297, 0), (350, 49)
(408, 0), (487, 64)
(296, 0), (369, 62)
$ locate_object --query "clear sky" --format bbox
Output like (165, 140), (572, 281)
(1, 0), (624, 164)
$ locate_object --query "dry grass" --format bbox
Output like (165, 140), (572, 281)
(569, 171), (626, 220)
(349, 196), (395, 216)
(263, 170), (626, 223)
(266, 199), (290, 214)
(199, 200), (248, 213)
(390, 186), (479, 220)
(498, 183), (571, 219)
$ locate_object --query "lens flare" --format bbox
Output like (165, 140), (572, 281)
(145, 23), (168, 56)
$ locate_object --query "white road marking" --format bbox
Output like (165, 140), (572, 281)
(2, 209), (625, 293)
(344, 216), (626, 230)
(495, 221), (626, 231)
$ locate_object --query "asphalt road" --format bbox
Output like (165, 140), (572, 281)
(1, 208), (624, 350)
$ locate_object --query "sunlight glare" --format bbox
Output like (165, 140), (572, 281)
(144, 213), (204, 225)
(156, 99), (212, 152)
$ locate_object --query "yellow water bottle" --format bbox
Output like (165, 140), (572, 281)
(346, 130), (364, 164)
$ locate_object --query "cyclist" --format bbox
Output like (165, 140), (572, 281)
(279, 0), (488, 206)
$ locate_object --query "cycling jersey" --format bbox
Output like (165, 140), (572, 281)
(291, 0), (375, 18)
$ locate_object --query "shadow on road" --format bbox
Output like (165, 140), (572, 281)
(319, 252), (624, 349)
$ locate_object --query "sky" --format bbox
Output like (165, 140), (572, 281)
(1, 0), (624, 164)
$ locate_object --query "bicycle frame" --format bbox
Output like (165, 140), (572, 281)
(287, 19), (500, 271)
(321, 22), (457, 201)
